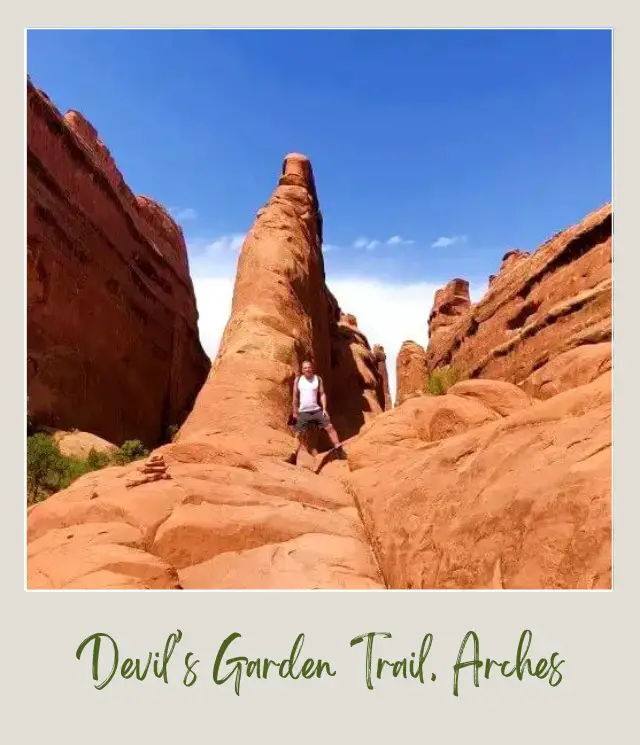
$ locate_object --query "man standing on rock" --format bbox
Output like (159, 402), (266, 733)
(286, 360), (342, 465)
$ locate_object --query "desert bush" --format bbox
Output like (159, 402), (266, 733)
(27, 433), (67, 502)
(424, 365), (464, 396)
(26, 436), (114, 504)
(86, 448), (112, 470)
(27, 434), (149, 504)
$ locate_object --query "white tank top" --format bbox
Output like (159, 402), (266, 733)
(298, 375), (321, 412)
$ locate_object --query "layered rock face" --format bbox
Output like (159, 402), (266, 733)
(488, 249), (530, 286)
(27, 79), (210, 446)
(27, 153), (386, 590)
(425, 204), (612, 397)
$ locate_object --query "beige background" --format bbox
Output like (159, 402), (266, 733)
(4, 4), (636, 742)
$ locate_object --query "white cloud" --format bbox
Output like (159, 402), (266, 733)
(387, 235), (415, 246)
(431, 234), (468, 249)
(353, 237), (381, 251)
(201, 233), (246, 255)
(170, 207), (197, 222)
(188, 233), (246, 276)
(192, 275), (236, 364)
(353, 235), (415, 250)
(188, 234), (245, 362)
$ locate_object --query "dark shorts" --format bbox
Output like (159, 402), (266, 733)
(293, 409), (331, 433)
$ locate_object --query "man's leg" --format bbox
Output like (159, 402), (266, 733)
(320, 412), (341, 449)
(286, 415), (307, 463)
(325, 425), (341, 449)
(285, 437), (302, 464)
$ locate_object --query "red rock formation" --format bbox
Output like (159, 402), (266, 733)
(428, 278), (471, 340)
(27, 79), (210, 446)
(489, 250), (529, 285)
(425, 204), (612, 395)
(499, 248), (530, 272)
(395, 341), (427, 405)
(372, 344), (392, 410)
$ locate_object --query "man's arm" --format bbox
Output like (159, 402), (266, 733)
(292, 377), (300, 418)
(318, 376), (328, 414)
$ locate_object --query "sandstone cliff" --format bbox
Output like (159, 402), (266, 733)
(425, 204), (612, 397)
(27, 79), (210, 446)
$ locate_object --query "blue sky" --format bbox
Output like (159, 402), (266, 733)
(27, 30), (612, 394)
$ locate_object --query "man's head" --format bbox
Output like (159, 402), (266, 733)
(301, 360), (314, 378)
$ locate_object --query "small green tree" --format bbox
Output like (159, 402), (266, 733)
(86, 448), (112, 470)
(57, 456), (92, 491)
(27, 433), (66, 502)
(113, 439), (148, 465)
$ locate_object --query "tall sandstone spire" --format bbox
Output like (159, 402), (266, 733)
(178, 153), (386, 457)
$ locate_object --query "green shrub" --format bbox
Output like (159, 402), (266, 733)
(166, 424), (179, 443)
(27, 434), (149, 505)
(27, 433), (67, 502)
(424, 365), (464, 396)
(26, 436), (111, 503)
(57, 456), (93, 492)
(86, 448), (112, 470)
(113, 439), (148, 465)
